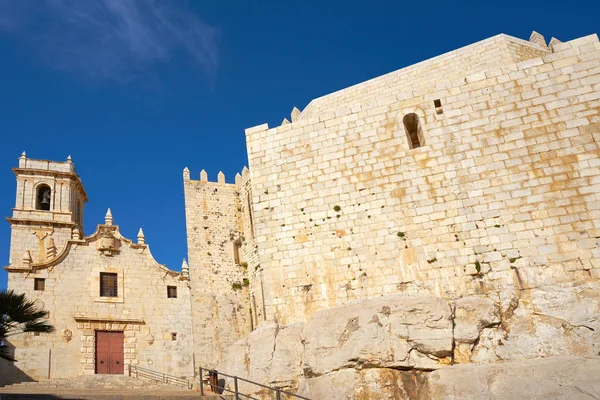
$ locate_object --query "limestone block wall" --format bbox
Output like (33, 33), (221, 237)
(4, 225), (193, 381)
(299, 34), (550, 122)
(183, 170), (252, 368)
(245, 33), (600, 324)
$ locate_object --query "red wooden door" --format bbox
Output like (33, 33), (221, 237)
(95, 331), (124, 374)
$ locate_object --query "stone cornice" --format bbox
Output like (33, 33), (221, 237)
(6, 217), (76, 228)
(73, 315), (145, 324)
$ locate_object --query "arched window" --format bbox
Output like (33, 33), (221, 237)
(36, 185), (51, 211)
(403, 113), (424, 149)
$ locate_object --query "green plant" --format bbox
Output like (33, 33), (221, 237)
(333, 205), (341, 212)
(1, 290), (55, 361)
(397, 232), (405, 238)
(242, 278), (250, 286)
(231, 282), (243, 290)
(239, 262), (248, 269)
(427, 258), (437, 264)
(474, 261), (481, 273)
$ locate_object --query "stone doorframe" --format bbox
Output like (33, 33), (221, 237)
(73, 316), (145, 375)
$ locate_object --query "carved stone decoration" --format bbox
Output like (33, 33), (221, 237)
(145, 333), (154, 345)
(62, 329), (73, 342)
(97, 228), (120, 256)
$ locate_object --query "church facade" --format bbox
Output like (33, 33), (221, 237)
(2, 30), (600, 388)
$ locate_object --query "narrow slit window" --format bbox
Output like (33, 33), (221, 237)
(434, 99), (443, 115)
(34, 278), (45, 291)
(171, 332), (177, 341)
(36, 185), (51, 211)
(100, 272), (118, 297)
(167, 286), (177, 298)
(403, 113), (424, 149)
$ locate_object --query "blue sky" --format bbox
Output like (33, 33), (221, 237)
(0, 0), (598, 289)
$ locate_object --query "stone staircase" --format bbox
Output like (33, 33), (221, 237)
(0, 374), (232, 399)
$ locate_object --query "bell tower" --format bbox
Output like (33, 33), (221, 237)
(6, 152), (87, 267)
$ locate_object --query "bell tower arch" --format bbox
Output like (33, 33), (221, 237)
(7, 152), (87, 267)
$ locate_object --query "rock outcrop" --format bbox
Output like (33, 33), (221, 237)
(220, 283), (600, 399)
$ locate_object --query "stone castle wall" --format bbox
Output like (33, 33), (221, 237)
(245, 33), (600, 324)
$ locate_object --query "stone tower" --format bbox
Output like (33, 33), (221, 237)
(183, 168), (260, 368)
(7, 153), (87, 267)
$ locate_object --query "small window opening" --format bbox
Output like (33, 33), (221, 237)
(167, 286), (177, 298)
(171, 332), (177, 341)
(34, 278), (45, 291)
(433, 99), (443, 115)
(100, 272), (118, 297)
(403, 113), (424, 149)
(36, 185), (52, 211)
(233, 240), (242, 265)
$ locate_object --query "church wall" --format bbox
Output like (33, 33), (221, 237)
(3, 230), (193, 382)
(245, 34), (600, 324)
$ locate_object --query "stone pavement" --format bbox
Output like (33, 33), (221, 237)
(0, 375), (232, 400)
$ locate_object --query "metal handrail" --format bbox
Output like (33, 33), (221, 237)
(198, 366), (311, 400)
(128, 364), (193, 389)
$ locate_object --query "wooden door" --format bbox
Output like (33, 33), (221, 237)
(95, 331), (124, 374)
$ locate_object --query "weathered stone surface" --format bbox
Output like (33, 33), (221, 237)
(428, 356), (600, 399)
(303, 295), (453, 375)
(219, 322), (305, 395)
(472, 283), (600, 363)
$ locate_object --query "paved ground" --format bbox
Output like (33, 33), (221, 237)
(0, 388), (232, 400)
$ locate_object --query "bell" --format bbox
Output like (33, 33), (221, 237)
(41, 192), (51, 205)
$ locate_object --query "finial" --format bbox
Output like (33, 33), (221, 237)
(183, 167), (190, 181)
(20, 151), (26, 158)
(22, 250), (32, 265)
(67, 155), (72, 163)
(181, 258), (189, 278)
(105, 208), (113, 225)
(291, 107), (301, 122)
(218, 171), (225, 184)
(72, 226), (81, 240)
(281, 118), (290, 125)
(137, 228), (145, 244)
(200, 169), (208, 182)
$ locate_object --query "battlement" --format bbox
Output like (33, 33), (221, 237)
(182, 166), (250, 187)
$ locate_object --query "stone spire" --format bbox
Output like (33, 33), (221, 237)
(218, 171), (225, 184)
(181, 258), (189, 279)
(200, 169), (208, 182)
(137, 228), (145, 244)
(183, 167), (190, 181)
(105, 208), (113, 225)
